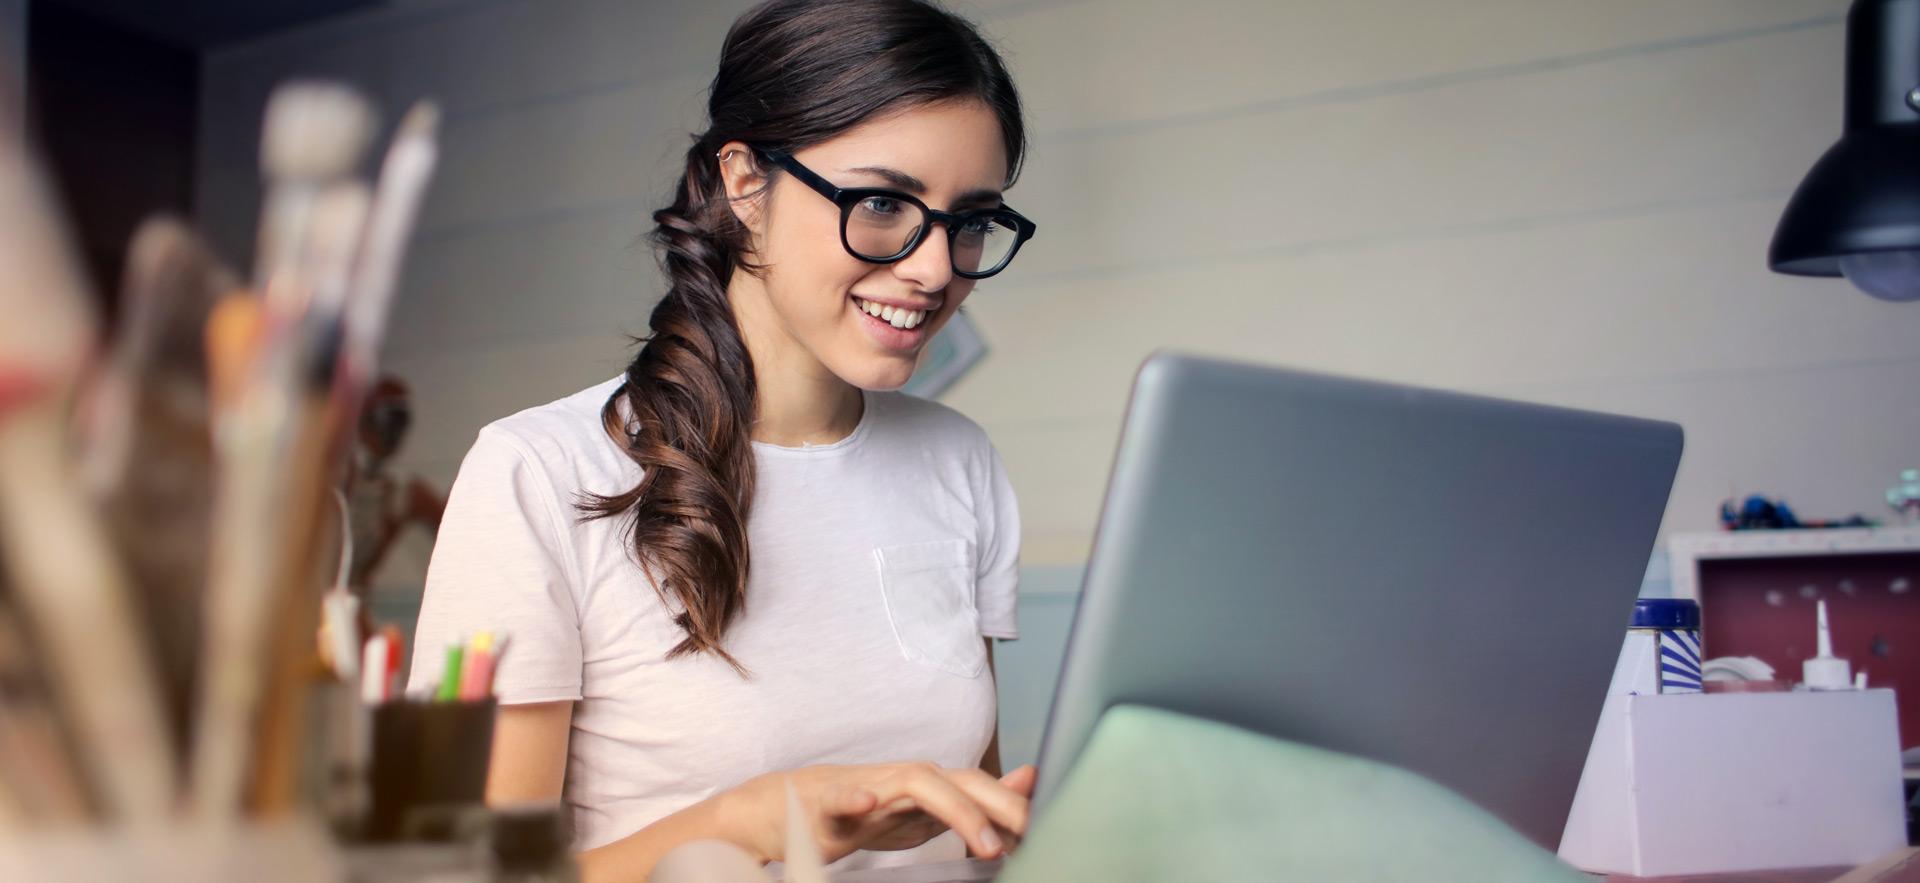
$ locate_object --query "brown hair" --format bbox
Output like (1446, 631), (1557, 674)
(577, 0), (1027, 670)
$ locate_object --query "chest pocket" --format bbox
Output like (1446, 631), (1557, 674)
(873, 538), (986, 678)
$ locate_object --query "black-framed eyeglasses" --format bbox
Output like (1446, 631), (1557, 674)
(757, 146), (1037, 280)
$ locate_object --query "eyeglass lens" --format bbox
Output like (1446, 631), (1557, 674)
(845, 195), (1021, 275)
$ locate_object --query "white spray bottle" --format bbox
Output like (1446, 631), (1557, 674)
(1802, 599), (1854, 691)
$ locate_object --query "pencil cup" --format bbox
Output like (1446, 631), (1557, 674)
(365, 698), (496, 842)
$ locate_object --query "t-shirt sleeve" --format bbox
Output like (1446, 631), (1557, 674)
(408, 426), (585, 704)
(974, 440), (1022, 640)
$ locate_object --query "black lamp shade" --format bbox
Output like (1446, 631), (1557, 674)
(1769, 0), (1920, 277)
(1770, 126), (1920, 275)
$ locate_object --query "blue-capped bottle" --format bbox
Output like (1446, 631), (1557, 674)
(1605, 598), (1703, 695)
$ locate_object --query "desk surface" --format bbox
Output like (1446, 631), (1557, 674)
(816, 852), (1920, 883)
(1600, 847), (1920, 883)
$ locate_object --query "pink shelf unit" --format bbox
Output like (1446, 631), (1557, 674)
(1669, 527), (1920, 748)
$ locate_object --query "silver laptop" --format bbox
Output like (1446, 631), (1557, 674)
(1029, 353), (1683, 848)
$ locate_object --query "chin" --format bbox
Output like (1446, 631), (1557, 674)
(860, 364), (917, 395)
(841, 358), (918, 392)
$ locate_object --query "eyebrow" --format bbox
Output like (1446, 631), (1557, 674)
(844, 165), (1003, 208)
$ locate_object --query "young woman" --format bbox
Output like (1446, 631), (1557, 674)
(408, 1), (1040, 879)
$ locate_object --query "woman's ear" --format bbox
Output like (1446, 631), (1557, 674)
(715, 139), (769, 233)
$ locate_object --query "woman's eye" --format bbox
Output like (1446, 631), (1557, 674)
(859, 196), (902, 217)
(956, 217), (995, 239)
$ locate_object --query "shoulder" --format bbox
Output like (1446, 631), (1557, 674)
(460, 375), (635, 496)
(868, 389), (995, 456)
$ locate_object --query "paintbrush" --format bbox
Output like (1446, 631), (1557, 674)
(77, 218), (237, 494)
(252, 82), (375, 320)
(190, 82), (376, 822)
(783, 777), (830, 883)
(247, 183), (373, 813)
(73, 217), (239, 757)
(250, 102), (441, 812)
(339, 101), (439, 401)
(0, 597), (93, 825)
(0, 82), (179, 822)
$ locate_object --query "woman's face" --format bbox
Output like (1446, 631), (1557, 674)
(723, 99), (1011, 391)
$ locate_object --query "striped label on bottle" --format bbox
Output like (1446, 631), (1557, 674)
(1659, 628), (1703, 693)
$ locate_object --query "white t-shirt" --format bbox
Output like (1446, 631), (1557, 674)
(409, 376), (1021, 868)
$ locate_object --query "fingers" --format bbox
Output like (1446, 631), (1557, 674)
(866, 764), (1004, 858)
(820, 783), (878, 817)
(941, 767), (1031, 840)
(800, 763), (1037, 860)
(991, 824), (1023, 856)
(984, 765), (1036, 853)
(999, 764), (1038, 797)
(820, 784), (881, 846)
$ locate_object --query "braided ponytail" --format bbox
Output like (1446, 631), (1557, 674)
(579, 0), (1028, 669)
(578, 139), (760, 670)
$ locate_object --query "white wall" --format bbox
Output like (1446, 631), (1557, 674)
(196, 0), (1917, 578)
(965, 0), (1914, 564)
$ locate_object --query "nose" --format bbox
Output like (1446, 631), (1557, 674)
(891, 223), (954, 294)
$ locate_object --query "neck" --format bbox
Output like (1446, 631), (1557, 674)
(729, 271), (865, 447)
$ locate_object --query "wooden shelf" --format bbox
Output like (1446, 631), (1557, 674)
(1668, 526), (1920, 600)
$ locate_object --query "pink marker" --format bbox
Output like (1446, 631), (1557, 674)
(459, 631), (497, 701)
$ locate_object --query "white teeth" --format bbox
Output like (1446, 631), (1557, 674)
(855, 297), (929, 331)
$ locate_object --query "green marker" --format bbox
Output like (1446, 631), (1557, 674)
(437, 644), (465, 702)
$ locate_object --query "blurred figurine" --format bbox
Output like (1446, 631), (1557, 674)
(1722, 495), (1804, 530)
(342, 376), (444, 591)
(1890, 469), (1920, 524)
(1720, 494), (1878, 531)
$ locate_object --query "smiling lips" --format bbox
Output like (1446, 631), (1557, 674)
(851, 295), (932, 330)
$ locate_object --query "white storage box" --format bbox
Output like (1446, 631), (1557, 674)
(1558, 689), (1906, 877)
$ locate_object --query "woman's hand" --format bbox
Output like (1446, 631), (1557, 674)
(719, 762), (1036, 866)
